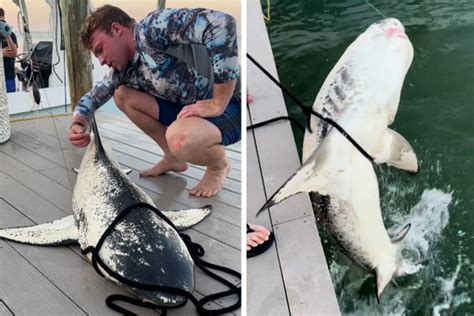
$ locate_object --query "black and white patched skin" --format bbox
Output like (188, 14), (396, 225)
(0, 119), (211, 306)
(262, 18), (422, 301)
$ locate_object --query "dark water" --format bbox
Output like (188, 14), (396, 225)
(263, 0), (473, 314)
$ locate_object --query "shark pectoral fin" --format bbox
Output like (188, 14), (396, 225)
(257, 159), (325, 215)
(391, 223), (411, 244)
(375, 263), (396, 303)
(163, 205), (212, 231)
(0, 215), (79, 245)
(374, 129), (418, 173)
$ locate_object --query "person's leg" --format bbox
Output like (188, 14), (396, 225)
(113, 86), (188, 175)
(165, 117), (230, 197)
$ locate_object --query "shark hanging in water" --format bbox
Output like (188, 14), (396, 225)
(260, 18), (422, 301)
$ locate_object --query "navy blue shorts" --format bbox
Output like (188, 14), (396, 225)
(5, 79), (15, 93)
(156, 97), (241, 146)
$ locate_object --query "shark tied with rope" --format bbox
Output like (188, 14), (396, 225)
(254, 17), (423, 302)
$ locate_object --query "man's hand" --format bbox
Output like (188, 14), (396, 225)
(2, 47), (15, 58)
(68, 122), (90, 148)
(177, 79), (237, 119)
(0, 21), (12, 38)
(177, 99), (225, 119)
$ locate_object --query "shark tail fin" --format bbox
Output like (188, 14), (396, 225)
(162, 205), (212, 231)
(257, 159), (325, 215)
(374, 263), (397, 303)
(0, 215), (78, 245)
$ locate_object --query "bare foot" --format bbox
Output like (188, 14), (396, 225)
(140, 157), (188, 177)
(190, 160), (231, 197)
(247, 223), (270, 251)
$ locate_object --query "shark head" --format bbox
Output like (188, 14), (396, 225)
(367, 18), (407, 38)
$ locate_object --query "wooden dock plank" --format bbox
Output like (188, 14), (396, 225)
(247, 116), (290, 316)
(0, 240), (86, 316)
(0, 300), (13, 316)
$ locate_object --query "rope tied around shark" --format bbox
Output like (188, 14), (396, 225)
(83, 201), (241, 315)
(246, 53), (375, 163)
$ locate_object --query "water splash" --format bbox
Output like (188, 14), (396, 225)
(330, 189), (454, 314)
(432, 255), (472, 315)
(390, 189), (452, 265)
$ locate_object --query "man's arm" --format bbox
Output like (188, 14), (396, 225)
(177, 79), (237, 119)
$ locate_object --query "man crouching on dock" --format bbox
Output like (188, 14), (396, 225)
(68, 5), (241, 198)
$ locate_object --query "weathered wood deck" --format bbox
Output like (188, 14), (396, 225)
(0, 111), (241, 315)
(247, 0), (340, 315)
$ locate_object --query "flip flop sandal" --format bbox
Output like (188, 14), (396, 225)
(247, 224), (274, 258)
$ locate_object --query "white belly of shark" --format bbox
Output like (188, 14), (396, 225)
(0, 118), (211, 307)
(261, 18), (421, 301)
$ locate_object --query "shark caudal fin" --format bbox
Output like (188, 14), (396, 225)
(374, 223), (422, 303)
(374, 263), (397, 303)
(374, 128), (418, 173)
(0, 215), (78, 245)
(162, 205), (212, 230)
(257, 156), (328, 215)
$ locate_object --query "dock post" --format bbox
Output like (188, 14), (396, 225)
(59, 0), (93, 110)
(0, 48), (11, 143)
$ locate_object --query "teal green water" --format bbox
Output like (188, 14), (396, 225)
(264, 1), (473, 314)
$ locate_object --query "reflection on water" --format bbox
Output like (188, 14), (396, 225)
(265, 0), (474, 314)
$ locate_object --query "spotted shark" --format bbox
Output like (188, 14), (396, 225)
(260, 18), (421, 301)
(0, 117), (211, 307)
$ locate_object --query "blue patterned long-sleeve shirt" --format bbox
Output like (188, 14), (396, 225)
(74, 8), (240, 121)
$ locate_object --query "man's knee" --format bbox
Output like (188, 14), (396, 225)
(113, 86), (129, 111)
(166, 126), (192, 156)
